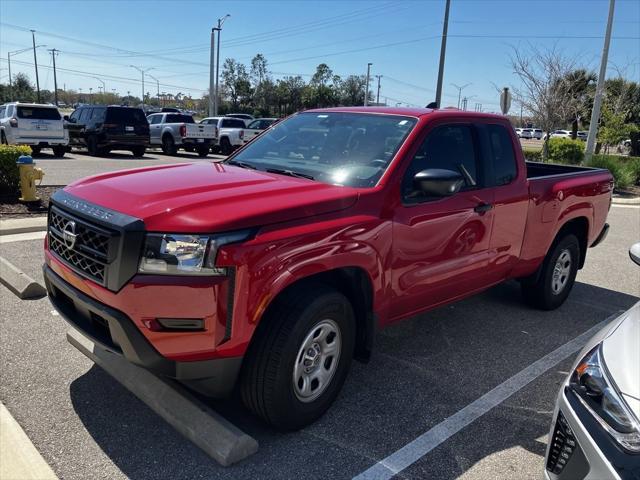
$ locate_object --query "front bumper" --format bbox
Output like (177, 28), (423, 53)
(545, 387), (639, 480)
(44, 264), (242, 397)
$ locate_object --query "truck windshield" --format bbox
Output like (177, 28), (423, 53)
(228, 112), (417, 188)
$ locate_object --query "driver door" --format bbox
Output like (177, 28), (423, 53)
(389, 123), (496, 320)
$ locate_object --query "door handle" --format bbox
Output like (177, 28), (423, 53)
(474, 203), (493, 214)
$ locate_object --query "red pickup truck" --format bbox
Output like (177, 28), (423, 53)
(44, 107), (612, 430)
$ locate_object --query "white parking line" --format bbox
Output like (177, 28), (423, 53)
(0, 231), (46, 244)
(611, 204), (640, 209)
(352, 312), (621, 480)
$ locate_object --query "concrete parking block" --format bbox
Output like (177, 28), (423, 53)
(66, 328), (259, 467)
(0, 256), (47, 299)
(0, 216), (47, 236)
(0, 403), (58, 480)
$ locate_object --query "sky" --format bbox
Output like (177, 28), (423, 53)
(1, 0), (639, 112)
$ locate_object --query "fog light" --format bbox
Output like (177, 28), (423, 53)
(157, 318), (204, 331)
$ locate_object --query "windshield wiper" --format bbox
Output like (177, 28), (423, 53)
(226, 160), (257, 170)
(266, 168), (315, 180)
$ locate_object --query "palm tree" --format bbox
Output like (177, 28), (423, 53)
(560, 69), (597, 139)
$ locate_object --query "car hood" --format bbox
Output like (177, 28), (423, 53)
(602, 302), (640, 416)
(64, 162), (359, 232)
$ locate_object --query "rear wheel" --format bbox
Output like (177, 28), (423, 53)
(162, 135), (177, 156)
(52, 146), (66, 157)
(196, 145), (209, 157)
(131, 146), (146, 157)
(521, 234), (580, 310)
(220, 137), (232, 155)
(0, 132), (7, 145)
(240, 285), (355, 431)
(31, 146), (41, 155)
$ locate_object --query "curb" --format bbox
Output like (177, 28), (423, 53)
(67, 328), (259, 466)
(0, 403), (58, 480)
(0, 256), (47, 299)
(0, 216), (47, 236)
(611, 196), (640, 205)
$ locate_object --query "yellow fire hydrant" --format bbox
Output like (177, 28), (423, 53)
(17, 155), (45, 202)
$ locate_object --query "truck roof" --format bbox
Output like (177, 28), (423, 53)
(305, 106), (506, 120)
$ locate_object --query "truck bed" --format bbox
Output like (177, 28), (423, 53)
(526, 161), (604, 179)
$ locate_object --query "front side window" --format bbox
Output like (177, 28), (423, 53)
(402, 124), (478, 201)
(229, 112), (417, 188)
(0, 107), (6, 118)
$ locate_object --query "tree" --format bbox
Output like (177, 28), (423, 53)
(509, 45), (580, 160)
(339, 75), (367, 106)
(558, 69), (596, 139)
(1, 73), (36, 102)
(250, 54), (268, 87)
(221, 58), (252, 108)
(598, 107), (639, 153)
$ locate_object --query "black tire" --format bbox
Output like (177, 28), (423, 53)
(184, 145), (194, 153)
(0, 132), (7, 145)
(521, 234), (580, 310)
(31, 146), (41, 155)
(131, 146), (146, 157)
(196, 145), (209, 157)
(220, 137), (232, 155)
(52, 146), (66, 157)
(240, 284), (355, 431)
(86, 136), (100, 156)
(162, 135), (177, 156)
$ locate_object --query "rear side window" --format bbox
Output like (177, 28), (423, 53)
(487, 125), (517, 186)
(402, 124), (479, 201)
(105, 108), (147, 124)
(0, 107), (5, 118)
(17, 106), (61, 120)
(165, 114), (194, 123)
(221, 119), (245, 129)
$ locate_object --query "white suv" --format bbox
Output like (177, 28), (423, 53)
(0, 102), (69, 156)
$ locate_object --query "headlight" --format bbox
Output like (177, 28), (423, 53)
(569, 345), (640, 452)
(138, 230), (252, 276)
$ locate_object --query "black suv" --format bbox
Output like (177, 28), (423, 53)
(66, 105), (149, 157)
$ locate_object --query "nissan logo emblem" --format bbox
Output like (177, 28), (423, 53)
(62, 220), (78, 250)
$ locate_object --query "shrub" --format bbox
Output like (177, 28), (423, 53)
(522, 148), (542, 162)
(623, 156), (640, 185)
(547, 138), (584, 165)
(0, 145), (32, 195)
(587, 154), (634, 190)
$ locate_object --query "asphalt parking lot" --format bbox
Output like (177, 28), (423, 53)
(1, 201), (638, 479)
(31, 148), (226, 186)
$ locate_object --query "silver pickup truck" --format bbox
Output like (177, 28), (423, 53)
(147, 113), (217, 157)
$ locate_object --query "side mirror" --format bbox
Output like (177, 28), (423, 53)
(630, 243), (640, 266)
(413, 169), (465, 197)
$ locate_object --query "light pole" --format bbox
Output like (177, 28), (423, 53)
(147, 74), (160, 105)
(451, 83), (471, 109)
(89, 87), (93, 104)
(375, 75), (382, 105)
(435, 0), (451, 108)
(31, 30), (41, 102)
(7, 45), (45, 90)
(213, 14), (231, 116)
(94, 77), (105, 101)
(364, 62), (372, 106)
(130, 65), (154, 108)
(586, 0), (616, 161)
(48, 49), (60, 106)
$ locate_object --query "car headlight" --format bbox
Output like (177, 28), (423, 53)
(138, 230), (252, 276)
(569, 345), (640, 452)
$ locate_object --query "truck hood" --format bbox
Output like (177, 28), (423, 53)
(64, 162), (359, 232)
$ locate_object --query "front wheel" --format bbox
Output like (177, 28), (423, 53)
(240, 285), (355, 431)
(86, 136), (100, 156)
(162, 135), (177, 156)
(220, 137), (233, 155)
(31, 146), (41, 155)
(52, 146), (66, 157)
(521, 234), (580, 310)
(131, 146), (146, 157)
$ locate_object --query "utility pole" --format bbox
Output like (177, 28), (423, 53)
(375, 75), (382, 105)
(213, 14), (231, 116)
(364, 62), (372, 106)
(585, 0), (615, 161)
(451, 83), (471, 109)
(31, 30), (41, 102)
(7, 52), (11, 89)
(130, 66), (154, 108)
(461, 97), (468, 110)
(89, 87), (93, 104)
(209, 27), (216, 116)
(48, 49), (59, 106)
(434, 0), (451, 108)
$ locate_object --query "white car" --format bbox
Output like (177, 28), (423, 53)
(544, 243), (640, 480)
(550, 130), (572, 139)
(577, 131), (588, 141)
(531, 128), (543, 140)
(520, 128), (533, 139)
(225, 113), (254, 127)
(244, 118), (278, 142)
(200, 116), (247, 155)
(0, 102), (68, 156)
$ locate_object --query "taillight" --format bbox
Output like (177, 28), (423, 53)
(239, 130), (244, 140)
(102, 124), (118, 129)
(9, 117), (18, 127)
(214, 126), (219, 138)
(180, 125), (186, 137)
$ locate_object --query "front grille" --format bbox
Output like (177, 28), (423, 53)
(48, 207), (116, 285)
(546, 410), (579, 475)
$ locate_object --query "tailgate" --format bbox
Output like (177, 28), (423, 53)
(186, 124), (216, 139)
(16, 106), (64, 139)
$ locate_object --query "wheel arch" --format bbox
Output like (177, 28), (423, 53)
(554, 216), (589, 269)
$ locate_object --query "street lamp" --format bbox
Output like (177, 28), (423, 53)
(212, 14), (231, 115)
(130, 65), (154, 108)
(7, 45), (45, 89)
(450, 83), (471, 109)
